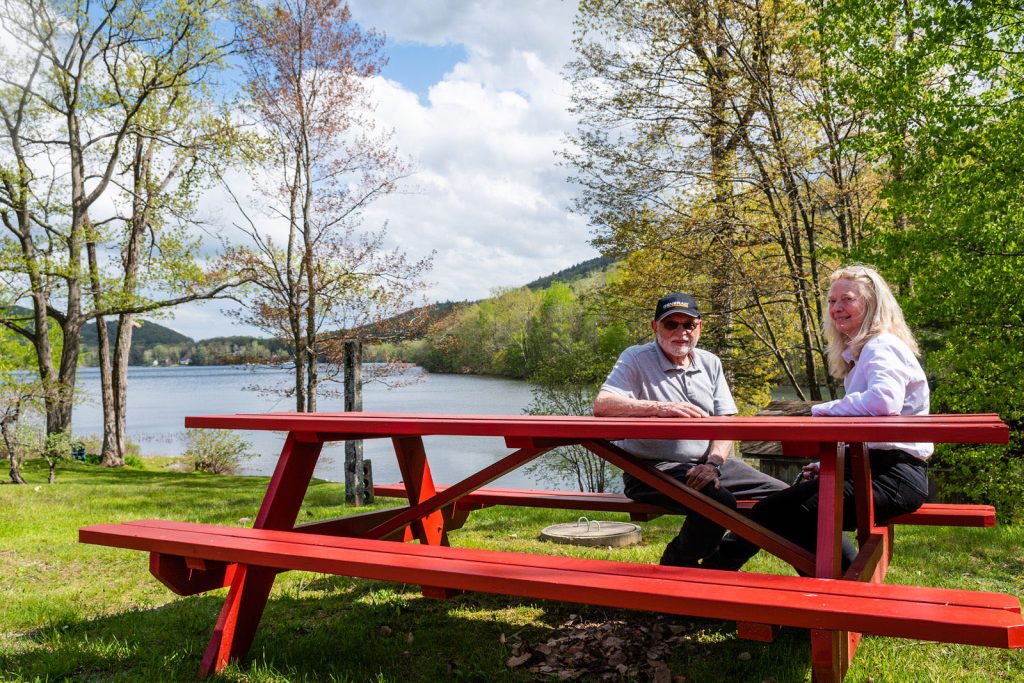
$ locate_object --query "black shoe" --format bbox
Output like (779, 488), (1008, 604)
(698, 548), (745, 571)
(659, 542), (700, 568)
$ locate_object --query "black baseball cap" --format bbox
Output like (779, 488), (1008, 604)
(654, 292), (701, 321)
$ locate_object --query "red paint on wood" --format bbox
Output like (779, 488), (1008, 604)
(737, 621), (777, 642)
(371, 485), (996, 527)
(183, 413), (1010, 446)
(80, 520), (1024, 648)
(362, 445), (549, 541)
(148, 552), (236, 596)
(584, 439), (816, 575)
(391, 436), (447, 546)
(199, 433), (323, 676)
(816, 442), (845, 580)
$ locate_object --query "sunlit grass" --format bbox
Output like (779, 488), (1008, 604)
(1, 457), (1022, 681)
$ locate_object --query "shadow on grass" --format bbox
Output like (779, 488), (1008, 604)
(1, 577), (812, 683)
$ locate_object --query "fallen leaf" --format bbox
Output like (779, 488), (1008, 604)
(506, 653), (532, 668)
(649, 660), (672, 683)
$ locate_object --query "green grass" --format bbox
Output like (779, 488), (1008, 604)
(1, 458), (1022, 682)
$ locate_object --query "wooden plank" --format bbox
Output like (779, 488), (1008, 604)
(83, 520), (1024, 612)
(79, 521), (1024, 648)
(391, 437), (448, 546)
(371, 485), (997, 528)
(183, 413), (1010, 445)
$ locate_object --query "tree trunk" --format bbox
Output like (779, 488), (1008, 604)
(110, 314), (136, 465)
(87, 237), (119, 465)
(3, 415), (27, 485)
(343, 340), (365, 505)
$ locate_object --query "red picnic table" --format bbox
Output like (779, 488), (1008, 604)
(79, 412), (1021, 681)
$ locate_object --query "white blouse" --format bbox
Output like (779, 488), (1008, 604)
(810, 333), (933, 460)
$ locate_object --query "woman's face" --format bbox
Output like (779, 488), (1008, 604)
(827, 279), (867, 338)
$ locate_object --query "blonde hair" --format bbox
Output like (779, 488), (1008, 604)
(823, 264), (919, 378)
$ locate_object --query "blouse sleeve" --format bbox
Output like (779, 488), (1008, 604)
(810, 339), (911, 416)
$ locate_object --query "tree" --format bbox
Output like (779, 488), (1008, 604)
(565, 0), (879, 405)
(522, 282), (630, 491)
(0, 0), (241, 452)
(230, 0), (429, 411)
(91, 67), (247, 466)
(813, 0), (1024, 516)
(0, 325), (45, 483)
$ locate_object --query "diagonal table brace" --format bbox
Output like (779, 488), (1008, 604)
(582, 439), (816, 576)
(363, 443), (552, 541)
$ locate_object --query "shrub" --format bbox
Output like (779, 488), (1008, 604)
(184, 429), (255, 475)
(932, 443), (1024, 523)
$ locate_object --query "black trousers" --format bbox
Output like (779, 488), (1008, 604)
(735, 449), (930, 571)
(623, 458), (787, 567)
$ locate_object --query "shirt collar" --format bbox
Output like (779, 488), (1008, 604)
(655, 343), (699, 373)
(841, 344), (857, 364)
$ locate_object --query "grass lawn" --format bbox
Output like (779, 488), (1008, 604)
(1, 457), (1022, 682)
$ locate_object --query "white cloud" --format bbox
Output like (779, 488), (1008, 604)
(170, 0), (597, 338)
(351, 0), (596, 303)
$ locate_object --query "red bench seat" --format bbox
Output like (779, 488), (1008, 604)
(372, 484), (997, 527)
(79, 519), (1024, 649)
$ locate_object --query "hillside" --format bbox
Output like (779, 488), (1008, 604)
(81, 319), (192, 347)
(66, 257), (616, 365)
(78, 320), (290, 366)
(523, 255), (613, 290)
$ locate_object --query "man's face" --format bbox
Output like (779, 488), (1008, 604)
(651, 313), (702, 365)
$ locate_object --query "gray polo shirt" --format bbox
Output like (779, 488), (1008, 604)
(600, 342), (737, 464)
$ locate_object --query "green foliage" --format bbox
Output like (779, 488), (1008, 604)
(184, 429), (255, 475)
(933, 445), (1024, 523)
(523, 255), (614, 291)
(78, 321), (292, 366)
(816, 0), (1024, 507)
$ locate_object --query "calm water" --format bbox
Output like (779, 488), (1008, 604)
(72, 365), (538, 487)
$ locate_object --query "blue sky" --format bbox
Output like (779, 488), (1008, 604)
(381, 42), (468, 105)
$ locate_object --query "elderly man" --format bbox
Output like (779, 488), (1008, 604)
(593, 292), (786, 569)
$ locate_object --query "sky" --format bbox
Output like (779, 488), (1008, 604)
(171, 0), (598, 340)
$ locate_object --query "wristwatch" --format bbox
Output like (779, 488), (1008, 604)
(706, 460), (722, 476)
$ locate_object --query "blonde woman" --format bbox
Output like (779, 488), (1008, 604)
(716, 265), (932, 571)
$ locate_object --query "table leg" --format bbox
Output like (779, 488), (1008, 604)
(392, 436), (448, 546)
(198, 433), (323, 678)
(811, 441), (853, 682)
(847, 442), (888, 583)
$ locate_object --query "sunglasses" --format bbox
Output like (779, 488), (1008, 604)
(660, 319), (700, 331)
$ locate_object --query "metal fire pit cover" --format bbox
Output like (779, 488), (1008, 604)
(539, 517), (642, 548)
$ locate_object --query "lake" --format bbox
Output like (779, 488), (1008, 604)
(72, 365), (539, 487)
(71, 366), (825, 490)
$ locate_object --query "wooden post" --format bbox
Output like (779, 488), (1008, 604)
(343, 340), (368, 505)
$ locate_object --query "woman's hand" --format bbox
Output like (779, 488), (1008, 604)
(795, 461), (820, 484)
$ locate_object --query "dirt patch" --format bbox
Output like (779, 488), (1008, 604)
(505, 615), (705, 681)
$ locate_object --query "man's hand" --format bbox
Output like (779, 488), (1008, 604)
(685, 462), (721, 490)
(654, 402), (709, 418)
(593, 390), (709, 418)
